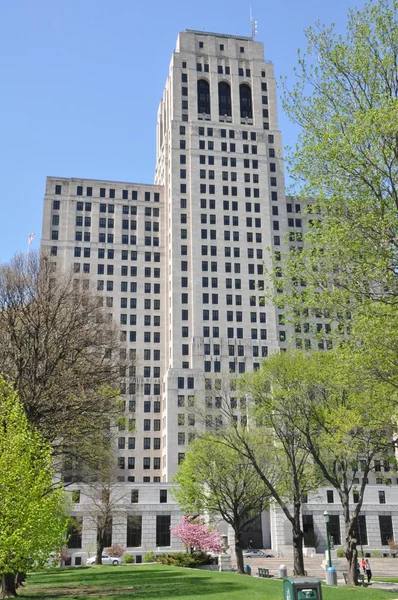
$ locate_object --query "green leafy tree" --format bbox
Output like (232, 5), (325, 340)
(266, 2), (398, 579)
(250, 349), (396, 586)
(239, 366), (323, 576)
(275, 0), (398, 385)
(0, 378), (67, 598)
(196, 374), (320, 576)
(173, 434), (271, 574)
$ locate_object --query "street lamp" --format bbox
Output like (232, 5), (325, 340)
(324, 511), (332, 568)
(357, 517), (364, 559)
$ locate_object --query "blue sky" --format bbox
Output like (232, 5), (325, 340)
(0, 0), (365, 261)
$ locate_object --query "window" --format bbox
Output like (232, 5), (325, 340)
(379, 490), (386, 504)
(379, 515), (394, 545)
(127, 515), (142, 547)
(128, 462), (136, 476)
(240, 84), (252, 119)
(218, 82), (231, 117)
(357, 515), (368, 546)
(160, 490), (167, 503)
(328, 515), (341, 545)
(197, 80), (210, 115)
(67, 517), (82, 548)
(302, 515), (314, 547)
(327, 490), (334, 503)
(131, 489), (139, 503)
(156, 515), (171, 547)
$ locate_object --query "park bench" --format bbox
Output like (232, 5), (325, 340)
(258, 568), (270, 578)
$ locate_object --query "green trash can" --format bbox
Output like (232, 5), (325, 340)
(283, 578), (323, 600)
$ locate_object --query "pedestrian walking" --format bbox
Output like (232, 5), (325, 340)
(365, 559), (372, 583)
(361, 557), (366, 575)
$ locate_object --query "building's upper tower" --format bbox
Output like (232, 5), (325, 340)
(155, 30), (288, 478)
(156, 30), (280, 179)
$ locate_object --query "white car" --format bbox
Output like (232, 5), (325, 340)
(242, 549), (274, 558)
(86, 554), (121, 565)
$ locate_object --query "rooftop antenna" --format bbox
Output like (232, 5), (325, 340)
(250, 6), (258, 39)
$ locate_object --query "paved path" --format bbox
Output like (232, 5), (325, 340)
(238, 556), (398, 586)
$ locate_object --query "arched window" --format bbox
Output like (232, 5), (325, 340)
(240, 84), (252, 119)
(197, 80), (210, 116)
(218, 82), (232, 117)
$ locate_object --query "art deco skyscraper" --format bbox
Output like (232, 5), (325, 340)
(42, 30), (291, 483)
(154, 30), (288, 477)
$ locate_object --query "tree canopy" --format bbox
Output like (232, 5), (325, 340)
(170, 517), (222, 554)
(195, 373), (319, 576)
(173, 434), (270, 574)
(0, 251), (123, 474)
(247, 348), (396, 584)
(0, 377), (67, 597)
(275, 0), (398, 386)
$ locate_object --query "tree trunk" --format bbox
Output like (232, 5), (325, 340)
(234, 533), (245, 575)
(96, 544), (104, 565)
(342, 496), (359, 585)
(1, 574), (18, 598)
(14, 574), (25, 589)
(292, 502), (305, 576)
(292, 528), (305, 576)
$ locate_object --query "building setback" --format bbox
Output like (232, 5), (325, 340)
(42, 30), (289, 484)
(41, 30), (398, 561)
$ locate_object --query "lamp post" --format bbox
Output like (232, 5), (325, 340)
(324, 511), (332, 568)
(357, 517), (364, 559)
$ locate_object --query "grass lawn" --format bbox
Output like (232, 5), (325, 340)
(18, 564), (398, 600)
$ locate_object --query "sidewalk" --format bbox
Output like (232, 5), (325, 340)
(238, 555), (398, 584)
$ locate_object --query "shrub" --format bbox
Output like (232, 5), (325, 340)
(57, 547), (69, 565)
(154, 552), (214, 568)
(105, 544), (126, 558)
(371, 550), (382, 558)
(388, 539), (398, 550)
(123, 554), (135, 564)
(336, 549), (345, 558)
(144, 552), (155, 563)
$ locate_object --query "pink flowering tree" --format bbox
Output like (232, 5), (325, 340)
(170, 516), (222, 553)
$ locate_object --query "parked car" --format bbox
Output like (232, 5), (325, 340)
(86, 554), (122, 565)
(242, 549), (274, 558)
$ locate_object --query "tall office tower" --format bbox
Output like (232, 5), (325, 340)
(154, 31), (288, 477)
(41, 30), (289, 484)
(40, 32), (398, 558)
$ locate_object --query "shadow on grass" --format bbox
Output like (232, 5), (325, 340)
(29, 566), (186, 585)
(19, 565), (277, 600)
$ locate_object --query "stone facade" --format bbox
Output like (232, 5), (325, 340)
(41, 29), (398, 559)
(65, 483), (184, 564)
